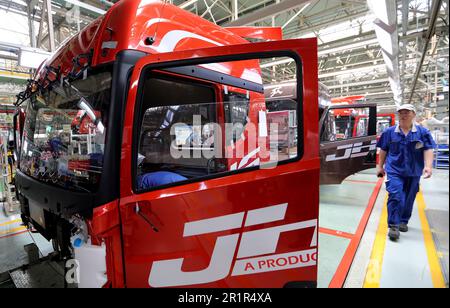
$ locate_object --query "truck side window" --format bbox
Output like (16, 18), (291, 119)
(137, 75), (218, 188)
(135, 56), (301, 192)
(377, 116), (392, 134)
(321, 107), (370, 142)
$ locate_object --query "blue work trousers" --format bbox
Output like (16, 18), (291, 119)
(385, 175), (421, 227)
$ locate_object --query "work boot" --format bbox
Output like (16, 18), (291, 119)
(399, 224), (408, 232)
(388, 226), (400, 241)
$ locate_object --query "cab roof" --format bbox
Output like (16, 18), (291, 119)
(36, 0), (249, 81)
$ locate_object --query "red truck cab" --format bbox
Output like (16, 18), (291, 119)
(375, 113), (396, 164)
(14, 0), (319, 288)
(377, 113), (396, 135)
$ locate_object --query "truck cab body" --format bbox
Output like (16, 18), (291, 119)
(377, 113), (396, 135)
(375, 113), (396, 164)
(14, 0), (319, 288)
(265, 84), (378, 185)
(318, 103), (377, 184)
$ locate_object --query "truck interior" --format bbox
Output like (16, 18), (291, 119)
(135, 56), (299, 191)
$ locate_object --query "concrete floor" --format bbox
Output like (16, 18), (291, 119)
(346, 169), (449, 288)
(0, 178), (54, 275)
(318, 169), (381, 288)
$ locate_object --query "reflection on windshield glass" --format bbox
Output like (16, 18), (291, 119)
(20, 71), (111, 192)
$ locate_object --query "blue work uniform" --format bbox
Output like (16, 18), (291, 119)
(377, 124), (436, 227)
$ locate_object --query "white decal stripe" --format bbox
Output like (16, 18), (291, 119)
(232, 249), (317, 277)
(229, 163), (238, 171)
(310, 226), (318, 247)
(351, 152), (371, 158)
(183, 212), (245, 237)
(245, 203), (288, 227)
(143, 18), (171, 28)
(149, 234), (239, 287)
(156, 30), (224, 53)
(238, 147), (261, 169)
(244, 158), (260, 168)
(337, 144), (353, 150)
(237, 219), (317, 259)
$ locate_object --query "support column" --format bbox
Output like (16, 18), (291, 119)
(45, 0), (56, 52)
(27, 0), (38, 47)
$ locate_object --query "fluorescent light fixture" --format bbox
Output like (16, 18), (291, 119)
(319, 38), (379, 56)
(18, 47), (52, 69)
(260, 38), (379, 69)
(260, 58), (294, 69)
(319, 64), (386, 78)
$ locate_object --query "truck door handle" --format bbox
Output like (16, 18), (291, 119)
(135, 203), (159, 232)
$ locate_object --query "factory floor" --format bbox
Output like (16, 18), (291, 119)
(0, 179), (54, 273)
(359, 169), (448, 288)
(0, 168), (448, 288)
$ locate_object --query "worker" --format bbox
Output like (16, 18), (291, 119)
(376, 104), (436, 241)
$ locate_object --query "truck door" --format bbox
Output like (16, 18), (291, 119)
(319, 103), (377, 184)
(119, 39), (320, 288)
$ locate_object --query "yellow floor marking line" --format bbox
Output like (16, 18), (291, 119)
(0, 226), (27, 236)
(363, 194), (388, 288)
(416, 188), (446, 288)
(0, 219), (22, 227)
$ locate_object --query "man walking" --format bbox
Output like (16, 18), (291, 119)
(377, 104), (436, 241)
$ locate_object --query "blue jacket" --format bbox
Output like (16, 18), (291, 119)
(377, 124), (436, 177)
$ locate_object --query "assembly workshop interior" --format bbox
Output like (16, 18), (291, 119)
(0, 0), (448, 289)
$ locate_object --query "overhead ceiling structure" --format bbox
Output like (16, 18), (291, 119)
(0, 0), (448, 116)
(367, 0), (402, 107)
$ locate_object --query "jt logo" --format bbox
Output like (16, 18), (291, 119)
(148, 203), (317, 287)
(325, 140), (377, 162)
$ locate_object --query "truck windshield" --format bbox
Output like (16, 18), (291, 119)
(19, 69), (112, 193)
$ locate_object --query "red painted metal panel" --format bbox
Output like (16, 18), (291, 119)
(117, 39), (319, 288)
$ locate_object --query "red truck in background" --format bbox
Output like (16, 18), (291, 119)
(266, 87), (378, 185)
(12, 0), (376, 288)
(376, 113), (396, 164)
(377, 113), (396, 134)
(325, 96), (395, 168)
